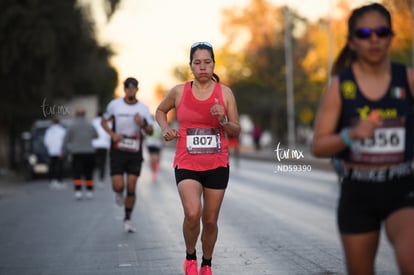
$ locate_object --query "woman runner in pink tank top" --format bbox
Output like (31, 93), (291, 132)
(156, 42), (241, 275)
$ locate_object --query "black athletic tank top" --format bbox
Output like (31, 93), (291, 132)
(336, 62), (413, 164)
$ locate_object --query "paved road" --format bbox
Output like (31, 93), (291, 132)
(0, 148), (399, 275)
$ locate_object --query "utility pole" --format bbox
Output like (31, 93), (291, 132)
(284, 6), (295, 147)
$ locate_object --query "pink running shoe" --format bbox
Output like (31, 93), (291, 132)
(199, 265), (212, 275)
(183, 259), (198, 275)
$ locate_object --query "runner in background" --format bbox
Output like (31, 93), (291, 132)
(43, 117), (67, 189)
(92, 112), (111, 187)
(145, 117), (164, 181)
(63, 107), (98, 200)
(101, 77), (154, 233)
(227, 135), (240, 168)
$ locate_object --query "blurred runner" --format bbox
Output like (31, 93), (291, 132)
(101, 77), (154, 233)
(63, 108), (98, 200)
(145, 118), (164, 181)
(227, 135), (240, 168)
(312, 3), (414, 274)
(43, 117), (67, 189)
(92, 112), (111, 187)
(252, 124), (262, 151)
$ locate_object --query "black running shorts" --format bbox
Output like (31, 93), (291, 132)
(147, 146), (161, 154)
(174, 166), (229, 190)
(110, 149), (143, 176)
(338, 174), (414, 234)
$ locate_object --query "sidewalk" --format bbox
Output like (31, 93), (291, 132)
(0, 171), (26, 198)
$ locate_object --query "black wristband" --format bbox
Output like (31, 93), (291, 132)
(142, 119), (148, 128)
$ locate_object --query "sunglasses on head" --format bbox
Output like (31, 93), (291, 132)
(191, 42), (213, 49)
(353, 26), (393, 39)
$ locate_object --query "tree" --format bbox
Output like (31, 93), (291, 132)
(382, 0), (413, 65)
(0, 0), (119, 169)
(219, 0), (308, 144)
(301, 0), (413, 116)
(167, 0), (413, 147)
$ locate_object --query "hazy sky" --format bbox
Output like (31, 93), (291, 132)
(89, 0), (367, 111)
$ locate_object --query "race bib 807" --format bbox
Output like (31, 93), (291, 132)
(186, 128), (221, 154)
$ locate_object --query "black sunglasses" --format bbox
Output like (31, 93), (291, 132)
(353, 26), (393, 39)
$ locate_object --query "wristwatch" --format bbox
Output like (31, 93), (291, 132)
(219, 115), (229, 126)
(141, 118), (148, 128)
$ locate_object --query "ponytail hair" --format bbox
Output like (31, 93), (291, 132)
(331, 45), (356, 75)
(212, 73), (220, 83)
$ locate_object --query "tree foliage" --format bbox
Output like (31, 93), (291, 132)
(0, 0), (119, 168)
(219, 0), (309, 143)
(382, 0), (413, 65)
(301, 0), (413, 109)
(219, 0), (413, 144)
(166, 0), (412, 146)
(0, 0), (118, 127)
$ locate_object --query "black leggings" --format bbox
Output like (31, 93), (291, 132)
(72, 153), (95, 181)
(48, 156), (63, 181)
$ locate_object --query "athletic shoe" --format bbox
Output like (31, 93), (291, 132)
(74, 191), (83, 200)
(183, 259), (198, 275)
(123, 220), (136, 233)
(115, 192), (124, 206)
(86, 191), (93, 199)
(199, 265), (212, 275)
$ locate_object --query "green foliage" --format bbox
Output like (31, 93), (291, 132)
(0, 0), (119, 169)
(0, 0), (118, 130)
(172, 65), (192, 82)
(219, 0), (308, 143)
(168, 0), (413, 145)
(221, 0), (413, 144)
